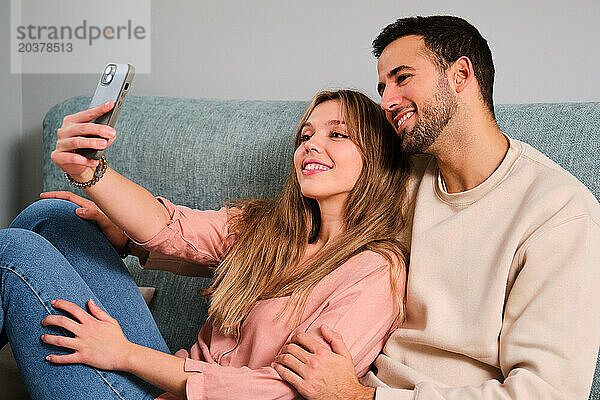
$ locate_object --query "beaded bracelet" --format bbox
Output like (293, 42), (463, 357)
(65, 155), (108, 189)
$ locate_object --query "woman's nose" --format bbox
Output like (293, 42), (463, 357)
(303, 137), (321, 152)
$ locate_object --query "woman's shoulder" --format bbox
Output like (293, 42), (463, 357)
(346, 249), (405, 271)
(306, 250), (404, 308)
(346, 250), (389, 267)
(327, 250), (403, 287)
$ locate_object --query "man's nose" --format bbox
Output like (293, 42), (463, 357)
(380, 87), (400, 112)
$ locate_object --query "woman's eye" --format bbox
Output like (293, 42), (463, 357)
(331, 131), (349, 138)
(299, 134), (311, 142)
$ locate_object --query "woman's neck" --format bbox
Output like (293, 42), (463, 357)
(314, 196), (345, 246)
(294, 196), (345, 271)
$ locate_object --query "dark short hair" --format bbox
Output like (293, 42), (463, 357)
(373, 15), (495, 117)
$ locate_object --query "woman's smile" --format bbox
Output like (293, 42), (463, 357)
(302, 159), (333, 175)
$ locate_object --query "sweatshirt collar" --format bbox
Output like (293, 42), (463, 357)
(433, 134), (522, 206)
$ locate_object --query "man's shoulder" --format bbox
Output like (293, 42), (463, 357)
(510, 139), (600, 222)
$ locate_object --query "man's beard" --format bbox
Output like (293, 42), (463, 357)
(400, 76), (457, 155)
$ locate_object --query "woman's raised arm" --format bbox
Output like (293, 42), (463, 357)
(51, 101), (170, 243)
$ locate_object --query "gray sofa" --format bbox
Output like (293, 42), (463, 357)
(2, 95), (599, 399)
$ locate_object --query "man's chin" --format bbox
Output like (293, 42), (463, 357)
(401, 135), (432, 155)
(400, 134), (418, 154)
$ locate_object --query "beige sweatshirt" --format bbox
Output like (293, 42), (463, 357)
(361, 136), (600, 399)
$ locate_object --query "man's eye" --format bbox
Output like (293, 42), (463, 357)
(397, 75), (410, 84)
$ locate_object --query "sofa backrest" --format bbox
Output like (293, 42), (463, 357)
(43, 97), (600, 396)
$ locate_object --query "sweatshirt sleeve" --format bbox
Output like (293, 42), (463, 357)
(181, 261), (405, 400)
(126, 196), (239, 275)
(375, 216), (600, 400)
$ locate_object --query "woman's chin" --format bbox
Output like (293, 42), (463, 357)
(300, 187), (326, 201)
(300, 190), (319, 200)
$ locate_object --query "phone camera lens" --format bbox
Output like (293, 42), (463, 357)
(101, 64), (117, 85)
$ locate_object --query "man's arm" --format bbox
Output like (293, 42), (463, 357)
(277, 216), (600, 399)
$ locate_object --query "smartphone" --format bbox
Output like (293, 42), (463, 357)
(75, 63), (135, 160)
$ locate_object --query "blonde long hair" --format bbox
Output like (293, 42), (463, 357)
(203, 90), (411, 337)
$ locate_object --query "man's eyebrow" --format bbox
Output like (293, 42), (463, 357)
(377, 65), (415, 96)
(388, 65), (415, 78)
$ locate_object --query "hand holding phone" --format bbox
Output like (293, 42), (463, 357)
(52, 101), (117, 178)
(75, 63), (135, 160)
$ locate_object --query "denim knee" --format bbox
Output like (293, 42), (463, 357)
(10, 199), (80, 231)
(0, 227), (50, 262)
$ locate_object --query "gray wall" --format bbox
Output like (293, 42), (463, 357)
(1, 0), (23, 230)
(2, 0), (599, 227)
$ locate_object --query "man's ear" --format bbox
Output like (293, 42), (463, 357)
(450, 56), (474, 94)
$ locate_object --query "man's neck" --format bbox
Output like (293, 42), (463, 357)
(430, 114), (509, 194)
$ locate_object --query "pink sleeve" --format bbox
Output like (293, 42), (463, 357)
(127, 197), (238, 267)
(183, 360), (299, 400)
(181, 261), (405, 400)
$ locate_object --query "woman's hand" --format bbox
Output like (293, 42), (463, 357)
(41, 298), (134, 371)
(40, 191), (128, 252)
(51, 101), (117, 179)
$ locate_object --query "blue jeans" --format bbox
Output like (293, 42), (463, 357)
(0, 199), (171, 399)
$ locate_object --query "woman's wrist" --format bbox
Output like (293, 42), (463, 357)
(66, 157), (108, 189)
(69, 167), (95, 183)
(120, 341), (191, 398)
(121, 341), (143, 374)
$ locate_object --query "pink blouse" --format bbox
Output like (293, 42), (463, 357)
(131, 197), (405, 400)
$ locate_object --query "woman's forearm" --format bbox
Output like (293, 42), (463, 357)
(74, 166), (170, 243)
(123, 342), (197, 398)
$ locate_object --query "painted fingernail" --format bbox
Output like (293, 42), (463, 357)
(46, 355), (51, 361)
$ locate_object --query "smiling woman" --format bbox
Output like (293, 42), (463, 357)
(0, 89), (412, 400)
(294, 100), (363, 202)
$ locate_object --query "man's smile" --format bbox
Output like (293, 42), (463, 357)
(392, 109), (416, 130)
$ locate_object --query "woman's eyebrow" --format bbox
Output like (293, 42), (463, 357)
(301, 120), (345, 129)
